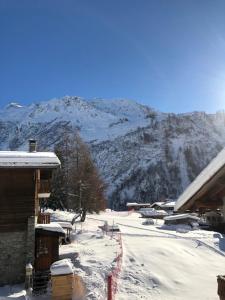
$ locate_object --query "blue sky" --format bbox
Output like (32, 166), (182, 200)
(1, 0), (225, 112)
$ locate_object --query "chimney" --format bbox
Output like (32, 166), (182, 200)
(29, 139), (37, 152)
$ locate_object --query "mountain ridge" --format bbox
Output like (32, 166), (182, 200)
(1, 96), (225, 208)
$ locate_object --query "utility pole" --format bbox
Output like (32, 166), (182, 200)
(79, 180), (82, 209)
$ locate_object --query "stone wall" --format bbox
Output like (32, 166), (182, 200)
(0, 217), (36, 286)
(26, 216), (36, 265)
(0, 231), (26, 285)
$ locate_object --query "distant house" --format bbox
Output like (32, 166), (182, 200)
(126, 202), (151, 211)
(150, 202), (165, 210)
(139, 208), (168, 219)
(0, 140), (60, 286)
(164, 214), (200, 226)
(204, 211), (223, 227)
(151, 200), (175, 214)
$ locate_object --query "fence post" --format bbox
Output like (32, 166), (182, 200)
(108, 274), (113, 300)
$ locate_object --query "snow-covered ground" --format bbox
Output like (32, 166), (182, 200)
(0, 285), (26, 300)
(49, 210), (120, 300)
(89, 211), (225, 300)
(1, 210), (225, 300)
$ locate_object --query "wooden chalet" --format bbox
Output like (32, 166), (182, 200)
(0, 140), (60, 286)
(175, 147), (225, 230)
(126, 202), (151, 211)
(151, 200), (175, 214)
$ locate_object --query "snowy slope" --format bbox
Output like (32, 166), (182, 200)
(1, 96), (225, 208)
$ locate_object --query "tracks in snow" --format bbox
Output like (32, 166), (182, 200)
(117, 223), (225, 257)
(87, 216), (225, 257)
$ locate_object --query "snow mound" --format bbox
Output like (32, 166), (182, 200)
(50, 259), (74, 276)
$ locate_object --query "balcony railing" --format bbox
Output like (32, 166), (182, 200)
(37, 212), (50, 224)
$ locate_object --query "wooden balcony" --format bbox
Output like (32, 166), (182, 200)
(38, 180), (51, 198)
(37, 212), (51, 224)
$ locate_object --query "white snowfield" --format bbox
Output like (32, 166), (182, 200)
(0, 210), (224, 300)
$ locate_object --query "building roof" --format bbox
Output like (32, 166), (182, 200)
(0, 151), (60, 168)
(151, 201), (175, 208)
(139, 209), (168, 217)
(151, 202), (164, 207)
(52, 221), (73, 230)
(36, 223), (65, 234)
(162, 201), (176, 208)
(164, 214), (200, 221)
(175, 147), (225, 212)
(126, 202), (151, 207)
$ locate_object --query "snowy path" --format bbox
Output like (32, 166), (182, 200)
(89, 212), (225, 300)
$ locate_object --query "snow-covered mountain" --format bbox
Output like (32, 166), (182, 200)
(1, 96), (225, 209)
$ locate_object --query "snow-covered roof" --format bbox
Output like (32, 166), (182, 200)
(140, 209), (168, 217)
(175, 147), (225, 212)
(151, 201), (175, 208)
(164, 214), (200, 221)
(35, 223), (65, 234)
(52, 221), (73, 230)
(162, 201), (176, 208)
(50, 259), (74, 276)
(139, 208), (155, 212)
(0, 151), (60, 168)
(127, 202), (151, 207)
(151, 202), (164, 207)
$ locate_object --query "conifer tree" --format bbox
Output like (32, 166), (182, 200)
(50, 131), (106, 214)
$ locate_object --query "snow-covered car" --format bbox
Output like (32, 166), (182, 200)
(176, 224), (192, 233)
(142, 218), (154, 225)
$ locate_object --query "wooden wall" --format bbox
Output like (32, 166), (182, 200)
(0, 169), (36, 232)
(35, 231), (60, 271)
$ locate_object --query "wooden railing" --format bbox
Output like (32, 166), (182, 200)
(37, 213), (50, 224)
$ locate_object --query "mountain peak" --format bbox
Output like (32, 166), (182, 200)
(6, 102), (23, 109)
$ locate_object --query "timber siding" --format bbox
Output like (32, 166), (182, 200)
(0, 169), (36, 232)
(0, 169), (36, 285)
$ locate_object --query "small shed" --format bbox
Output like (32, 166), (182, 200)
(164, 214), (200, 226)
(35, 223), (65, 272)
